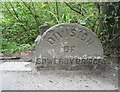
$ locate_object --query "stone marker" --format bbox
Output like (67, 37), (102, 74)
(34, 23), (104, 70)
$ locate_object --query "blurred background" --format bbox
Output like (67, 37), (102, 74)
(0, 2), (120, 58)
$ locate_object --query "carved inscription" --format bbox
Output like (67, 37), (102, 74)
(35, 57), (103, 65)
(47, 28), (94, 45)
(70, 29), (76, 37)
(35, 23), (104, 68)
(47, 37), (55, 45)
(64, 46), (75, 52)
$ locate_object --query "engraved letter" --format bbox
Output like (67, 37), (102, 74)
(81, 33), (88, 41)
(64, 46), (69, 52)
(53, 32), (62, 40)
(47, 37), (55, 45)
(70, 29), (76, 37)
(71, 46), (75, 52)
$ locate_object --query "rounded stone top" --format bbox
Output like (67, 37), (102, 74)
(34, 23), (104, 69)
(35, 23), (103, 58)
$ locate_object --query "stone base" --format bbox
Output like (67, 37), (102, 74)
(0, 62), (32, 71)
(0, 61), (118, 90)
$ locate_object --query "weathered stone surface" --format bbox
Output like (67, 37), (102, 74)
(34, 23), (104, 69)
(0, 62), (32, 71)
(1, 69), (118, 90)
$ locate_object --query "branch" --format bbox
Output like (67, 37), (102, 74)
(64, 2), (83, 15)
(56, 1), (59, 19)
(1, 2), (28, 31)
(21, 0), (39, 27)
(9, 2), (20, 21)
(1, 2), (18, 21)
(31, 1), (38, 18)
(109, 33), (120, 42)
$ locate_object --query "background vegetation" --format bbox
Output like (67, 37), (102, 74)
(1, 2), (120, 56)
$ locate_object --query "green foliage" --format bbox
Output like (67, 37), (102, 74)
(1, 38), (34, 54)
(1, 2), (119, 54)
(65, 2), (99, 31)
(1, 2), (99, 54)
(98, 2), (120, 49)
(2, 39), (18, 53)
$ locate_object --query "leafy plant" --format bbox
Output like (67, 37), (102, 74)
(1, 2), (119, 55)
